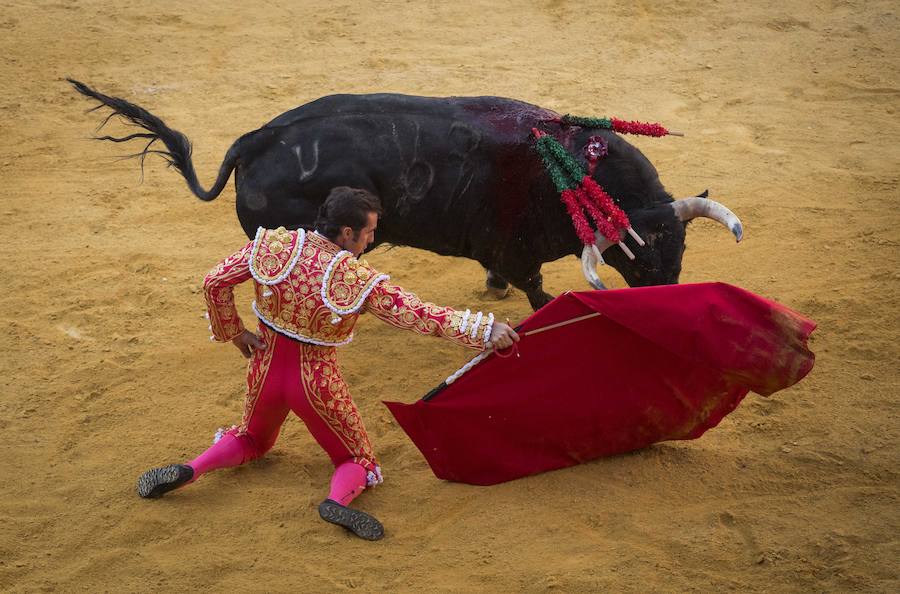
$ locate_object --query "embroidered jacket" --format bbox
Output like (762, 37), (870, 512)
(203, 227), (494, 349)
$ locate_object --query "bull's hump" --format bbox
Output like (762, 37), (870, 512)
(263, 93), (559, 129)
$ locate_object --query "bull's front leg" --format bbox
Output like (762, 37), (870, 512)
(483, 268), (510, 300)
(505, 267), (553, 311)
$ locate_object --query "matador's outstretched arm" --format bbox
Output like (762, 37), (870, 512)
(364, 282), (494, 351)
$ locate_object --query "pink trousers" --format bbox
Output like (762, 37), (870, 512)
(188, 324), (381, 498)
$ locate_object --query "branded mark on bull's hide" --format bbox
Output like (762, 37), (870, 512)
(390, 120), (434, 215)
(445, 122), (481, 213)
(292, 140), (320, 182)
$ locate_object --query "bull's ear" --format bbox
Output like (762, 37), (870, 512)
(697, 189), (709, 198)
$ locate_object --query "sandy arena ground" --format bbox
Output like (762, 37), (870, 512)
(1, 0), (898, 591)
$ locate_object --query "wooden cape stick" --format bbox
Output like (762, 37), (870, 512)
(521, 312), (600, 338)
(421, 312), (602, 401)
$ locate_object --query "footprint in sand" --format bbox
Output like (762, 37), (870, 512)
(718, 511), (763, 562)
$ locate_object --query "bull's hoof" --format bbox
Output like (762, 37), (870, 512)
(137, 464), (194, 499)
(484, 285), (510, 300)
(318, 499), (384, 541)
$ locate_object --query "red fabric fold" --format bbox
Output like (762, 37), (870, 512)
(384, 283), (816, 486)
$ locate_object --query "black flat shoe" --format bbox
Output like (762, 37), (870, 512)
(318, 499), (384, 541)
(137, 464), (194, 499)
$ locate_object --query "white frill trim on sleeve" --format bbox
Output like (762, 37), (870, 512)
(459, 309), (493, 343)
(483, 313), (495, 344)
(469, 311), (484, 340)
(458, 309), (471, 333)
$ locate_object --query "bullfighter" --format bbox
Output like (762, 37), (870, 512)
(136, 186), (519, 540)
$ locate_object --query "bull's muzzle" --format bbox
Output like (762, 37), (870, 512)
(580, 192), (743, 290)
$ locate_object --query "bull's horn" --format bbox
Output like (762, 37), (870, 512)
(671, 195), (743, 242)
(593, 230), (616, 254)
(581, 245), (607, 290)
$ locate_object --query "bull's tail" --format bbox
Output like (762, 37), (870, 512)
(67, 78), (236, 201)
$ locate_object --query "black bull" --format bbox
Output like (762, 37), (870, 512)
(69, 79), (742, 310)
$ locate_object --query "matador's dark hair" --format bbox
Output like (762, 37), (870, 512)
(314, 187), (383, 241)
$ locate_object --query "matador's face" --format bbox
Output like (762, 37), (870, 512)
(338, 212), (378, 257)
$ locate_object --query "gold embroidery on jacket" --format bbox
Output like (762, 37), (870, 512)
(322, 252), (387, 314)
(251, 227), (301, 283)
(252, 232), (360, 345)
(364, 282), (486, 350)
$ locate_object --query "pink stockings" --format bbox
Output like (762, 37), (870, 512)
(184, 325), (378, 506)
(327, 461), (368, 506)
(188, 438), (368, 506)
(187, 432), (245, 477)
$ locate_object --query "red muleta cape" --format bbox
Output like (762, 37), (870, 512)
(384, 282), (816, 486)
